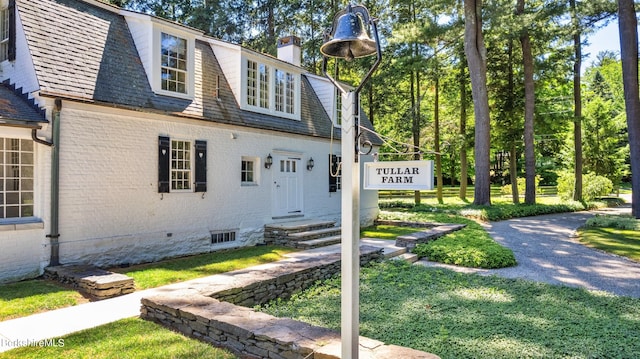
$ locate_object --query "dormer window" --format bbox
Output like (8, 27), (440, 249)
(161, 33), (187, 94)
(242, 57), (300, 120)
(334, 89), (343, 126)
(0, 8), (7, 61)
(259, 63), (269, 108)
(0, 0), (13, 63)
(275, 70), (295, 114)
(148, 27), (194, 99)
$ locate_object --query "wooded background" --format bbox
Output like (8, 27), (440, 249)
(104, 0), (639, 216)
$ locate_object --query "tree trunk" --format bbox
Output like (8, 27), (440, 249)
(464, 0), (491, 206)
(411, 69), (421, 205)
(518, 0), (536, 205)
(507, 39), (519, 204)
(459, 67), (469, 200)
(510, 144), (519, 204)
(457, 0), (468, 201)
(618, 0), (640, 218)
(571, 0), (583, 202)
(435, 76), (443, 204)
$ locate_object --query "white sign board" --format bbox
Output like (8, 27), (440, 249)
(364, 160), (434, 190)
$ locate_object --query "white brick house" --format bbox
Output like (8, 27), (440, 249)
(0, 0), (381, 283)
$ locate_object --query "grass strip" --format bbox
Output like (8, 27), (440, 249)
(0, 280), (87, 321)
(578, 227), (640, 261)
(361, 225), (422, 240)
(0, 318), (236, 359)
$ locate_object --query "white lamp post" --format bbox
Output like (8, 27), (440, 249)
(320, 4), (381, 358)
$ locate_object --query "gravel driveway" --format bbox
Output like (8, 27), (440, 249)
(416, 202), (640, 298)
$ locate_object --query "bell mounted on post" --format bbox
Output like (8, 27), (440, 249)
(320, 4), (377, 61)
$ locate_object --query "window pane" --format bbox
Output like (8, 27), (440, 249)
(160, 33), (188, 94)
(21, 205), (33, 217)
(6, 206), (18, 218)
(21, 152), (33, 164)
(22, 166), (33, 178)
(6, 192), (18, 205)
(259, 64), (269, 108)
(21, 192), (33, 205)
(21, 179), (32, 191)
(21, 140), (33, 152)
(6, 178), (18, 191)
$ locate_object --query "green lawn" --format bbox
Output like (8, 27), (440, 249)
(0, 246), (296, 321)
(361, 224), (421, 240)
(579, 227), (640, 261)
(259, 260), (640, 359)
(0, 318), (236, 359)
(0, 280), (87, 321)
(111, 245), (296, 289)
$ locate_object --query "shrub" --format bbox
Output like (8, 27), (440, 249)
(413, 231), (517, 269)
(557, 171), (575, 201)
(557, 171), (613, 201)
(583, 173), (613, 201)
(585, 214), (639, 230)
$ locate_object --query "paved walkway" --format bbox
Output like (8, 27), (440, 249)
(1, 201), (638, 353)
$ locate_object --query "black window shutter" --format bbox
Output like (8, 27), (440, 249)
(8, 0), (15, 61)
(194, 140), (207, 192)
(329, 154), (338, 192)
(158, 136), (170, 193)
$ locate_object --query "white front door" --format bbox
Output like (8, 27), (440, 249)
(272, 154), (303, 217)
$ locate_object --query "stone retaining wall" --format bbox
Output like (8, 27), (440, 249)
(140, 246), (440, 358)
(142, 291), (437, 359)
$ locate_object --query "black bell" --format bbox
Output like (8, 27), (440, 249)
(320, 5), (377, 61)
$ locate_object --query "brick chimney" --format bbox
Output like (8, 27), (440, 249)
(277, 36), (301, 67)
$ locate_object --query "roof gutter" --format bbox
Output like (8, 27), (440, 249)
(32, 99), (61, 266)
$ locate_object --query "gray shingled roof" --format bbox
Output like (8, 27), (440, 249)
(0, 82), (46, 125)
(16, 0), (381, 144)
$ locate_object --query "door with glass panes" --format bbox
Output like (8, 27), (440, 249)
(272, 154), (303, 217)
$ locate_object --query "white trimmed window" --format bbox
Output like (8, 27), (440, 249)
(171, 139), (191, 191)
(243, 57), (300, 119)
(241, 157), (257, 185)
(161, 33), (188, 94)
(0, 6), (8, 62)
(246, 60), (270, 110)
(0, 138), (34, 219)
(276, 69), (295, 114)
(259, 64), (269, 108)
(247, 60), (257, 106)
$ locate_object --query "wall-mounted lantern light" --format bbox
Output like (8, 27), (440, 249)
(265, 154), (273, 169)
(307, 157), (315, 171)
